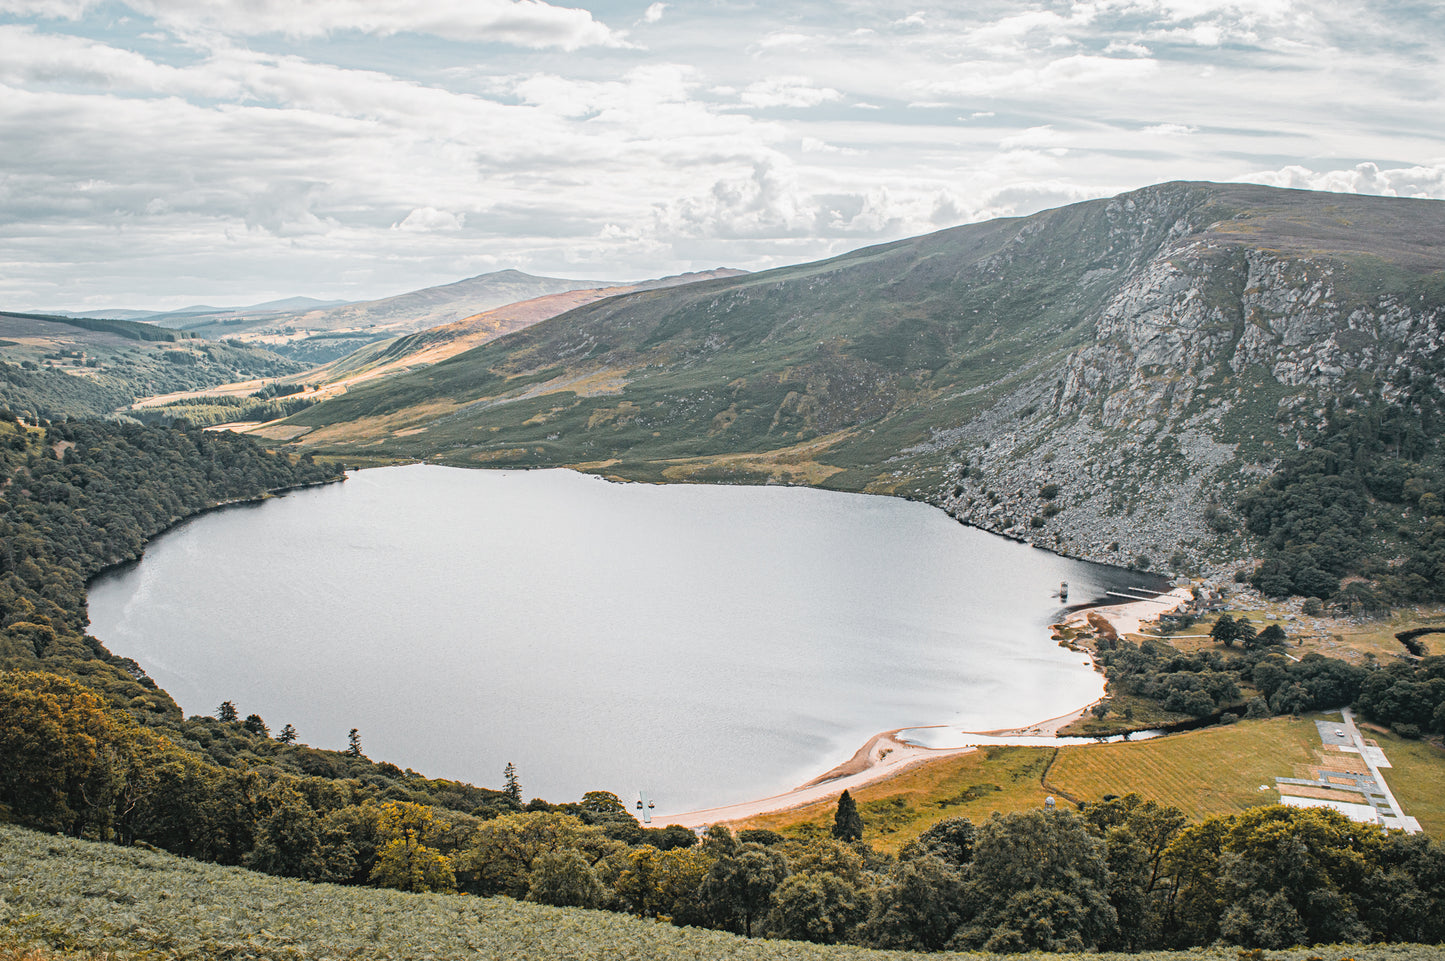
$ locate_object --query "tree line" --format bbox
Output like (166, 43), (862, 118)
(5, 678), (1442, 954)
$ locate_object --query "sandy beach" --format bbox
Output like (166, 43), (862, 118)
(652, 583), (1194, 829)
(651, 729), (978, 827)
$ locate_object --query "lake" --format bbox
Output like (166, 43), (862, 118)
(88, 464), (1161, 815)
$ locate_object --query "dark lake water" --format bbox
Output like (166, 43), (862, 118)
(88, 465), (1158, 814)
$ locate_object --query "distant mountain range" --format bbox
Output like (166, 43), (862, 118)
(271, 181), (1445, 570)
(59, 297), (352, 323)
(60, 271), (645, 366)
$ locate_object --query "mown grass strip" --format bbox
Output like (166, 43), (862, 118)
(1047, 716), (1331, 822)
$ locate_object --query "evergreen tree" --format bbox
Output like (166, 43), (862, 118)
(1210, 615), (1239, 647)
(276, 723), (297, 744)
(345, 727), (364, 758)
(216, 700), (237, 722)
(242, 714), (269, 737)
(503, 761), (522, 805)
(832, 789), (864, 842)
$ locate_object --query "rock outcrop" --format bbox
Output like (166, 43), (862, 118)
(934, 185), (1444, 574)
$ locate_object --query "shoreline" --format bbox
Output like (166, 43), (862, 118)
(651, 729), (978, 828)
(654, 583), (1195, 828)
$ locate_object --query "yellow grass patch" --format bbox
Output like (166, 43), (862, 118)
(1312, 755), (1369, 776)
(246, 424), (313, 441)
(296, 400), (460, 445)
(656, 431), (855, 486)
(586, 401), (640, 429)
(1278, 785), (1368, 803)
(1046, 717), (1324, 822)
(729, 747), (1057, 854)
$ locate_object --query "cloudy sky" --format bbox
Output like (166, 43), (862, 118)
(1, 0), (1442, 311)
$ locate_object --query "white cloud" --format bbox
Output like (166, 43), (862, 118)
(1142, 122), (1197, 135)
(921, 54), (1158, 99)
(0, 0), (1441, 308)
(1238, 162), (1445, 199)
(394, 206), (466, 231)
(641, 3), (666, 24)
(758, 32), (811, 49)
(1000, 125), (1060, 150)
(800, 137), (859, 155)
(0, 0), (93, 18)
(118, 0), (624, 50)
(739, 77), (842, 109)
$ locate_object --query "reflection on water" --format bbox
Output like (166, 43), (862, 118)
(88, 465), (1164, 812)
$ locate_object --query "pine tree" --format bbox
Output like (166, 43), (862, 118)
(503, 761), (522, 805)
(831, 789), (864, 842)
(345, 727), (364, 758)
(216, 700), (237, 723)
(276, 723), (298, 744)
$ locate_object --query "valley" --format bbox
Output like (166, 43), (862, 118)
(4, 180), (1445, 958)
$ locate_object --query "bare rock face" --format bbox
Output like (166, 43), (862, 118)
(935, 185), (1444, 575)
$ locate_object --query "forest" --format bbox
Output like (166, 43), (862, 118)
(1239, 390), (1445, 608)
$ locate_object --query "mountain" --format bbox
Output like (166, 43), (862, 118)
(300, 269), (746, 394)
(61, 296), (351, 323)
(169, 269), (624, 364)
(277, 182), (1445, 571)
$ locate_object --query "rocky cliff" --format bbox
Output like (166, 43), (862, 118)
(935, 184), (1444, 573)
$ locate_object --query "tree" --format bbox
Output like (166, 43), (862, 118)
(244, 781), (325, 879)
(1255, 624), (1288, 648)
(527, 849), (606, 909)
(276, 723), (297, 744)
(1233, 617), (1257, 649)
(216, 700), (238, 722)
(700, 845), (788, 937)
(904, 816), (976, 868)
(369, 801), (455, 893)
(242, 713), (269, 737)
(345, 727), (364, 758)
(766, 871), (867, 944)
(614, 844), (663, 917)
(953, 809), (1119, 952)
(503, 761), (522, 806)
(1210, 615), (1238, 647)
(863, 855), (965, 951)
(832, 789), (864, 842)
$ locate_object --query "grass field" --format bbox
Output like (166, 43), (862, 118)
(1046, 716), (1326, 822)
(732, 716), (1428, 848)
(732, 747), (1058, 853)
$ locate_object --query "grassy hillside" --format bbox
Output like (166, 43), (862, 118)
(175, 269), (626, 364)
(278, 185), (1163, 490)
(2, 824), (1437, 961)
(0, 313), (307, 418)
